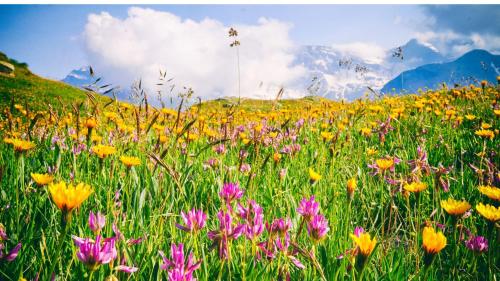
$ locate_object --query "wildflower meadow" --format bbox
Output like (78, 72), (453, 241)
(1, 79), (499, 280)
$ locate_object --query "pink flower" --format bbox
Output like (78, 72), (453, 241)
(72, 235), (117, 270)
(219, 182), (244, 204)
(307, 214), (329, 242)
(237, 200), (264, 240)
(159, 243), (201, 281)
(208, 211), (244, 259)
(267, 218), (292, 237)
(297, 196), (319, 221)
(465, 235), (488, 254)
(353, 226), (364, 237)
(89, 211), (106, 233)
(176, 209), (207, 234)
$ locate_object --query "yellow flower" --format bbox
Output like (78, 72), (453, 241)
(403, 182), (427, 193)
(347, 177), (357, 198)
(478, 185), (500, 201)
(91, 144), (116, 158)
(48, 181), (93, 213)
(84, 118), (97, 129)
(309, 168), (321, 183)
(375, 158), (394, 171)
(476, 203), (500, 222)
(494, 109), (500, 116)
(31, 173), (54, 186)
(120, 156), (141, 168)
(481, 122), (492, 129)
(360, 127), (372, 137)
(475, 129), (495, 140)
(440, 198), (471, 216)
(5, 138), (35, 152)
(422, 226), (446, 254)
(320, 131), (334, 141)
(465, 114), (476, 120)
(367, 148), (378, 156)
(273, 152), (281, 163)
(351, 233), (377, 257)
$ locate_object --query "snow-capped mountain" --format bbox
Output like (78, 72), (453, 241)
(382, 49), (500, 94)
(61, 66), (94, 88)
(293, 39), (448, 100)
(62, 39), (456, 101)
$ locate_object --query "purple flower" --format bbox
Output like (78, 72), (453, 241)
(465, 236), (488, 254)
(353, 226), (364, 237)
(176, 209), (207, 234)
(208, 211), (244, 259)
(213, 144), (226, 155)
(239, 163), (251, 173)
(258, 233), (304, 281)
(297, 196), (320, 222)
(219, 182), (244, 205)
(72, 235), (117, 270)
(0, 225), (21, 262)
(408, 146), (431, 175)
(307, 214), (329, 242)
(159, 243), (201, 281)
(237, 200), (264, 240)
(89, 211), (106, 233)
(267, 218), (292, 237)
(0, 242), (21, 262)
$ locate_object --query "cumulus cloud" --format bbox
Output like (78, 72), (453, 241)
(83, 7), (306, 102)
(330, 42), (387, 64)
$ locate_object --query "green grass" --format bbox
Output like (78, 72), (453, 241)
(0, 56), (498, 280)
(0, 52), (112, 112)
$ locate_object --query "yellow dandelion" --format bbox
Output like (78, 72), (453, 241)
(48, 181), (93, 213)
(403, 182), (427, 193)
(478, 185), (500, 201)
(91, 144), (116, 159)
(31, 173), (54, 186)
(351, 233), (377, 257)
(440, 198), (471, 216)
(422, 226), (447, 254)
(476, 203), (500, 222)
(309, 168), (321, 183)
(475, 129), (494, 140)
(120, 156), (141, 168)
(375, 158), (394, 171)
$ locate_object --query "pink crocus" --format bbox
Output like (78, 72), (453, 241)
(306, 214), (330, 242)
(89, 211), (106, 233)
(176, 209), (207, 234)
(72, 235), (117, 271)
(207, 211), (244, 259)
(237, 200), (264, 240)
(267, 218), (292, 237)
(219, 182), (244, 205)
(297, 196), (320, 222)
(159, 243), (201, 281)
(353, 226), (364, 237)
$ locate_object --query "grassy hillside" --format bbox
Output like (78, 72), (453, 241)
(0, 52), (112, 112)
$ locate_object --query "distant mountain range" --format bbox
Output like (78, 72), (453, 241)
(61, 39), (498, 101)
(382, 49), (500, 94)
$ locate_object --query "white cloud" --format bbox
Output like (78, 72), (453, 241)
(83, 7), (306, 102)
(330, 42), (387, 64)
(414, 30), (500, 58)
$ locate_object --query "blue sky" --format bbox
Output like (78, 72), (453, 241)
(0, 5), (428, 79)
(0, 5), (500, 79)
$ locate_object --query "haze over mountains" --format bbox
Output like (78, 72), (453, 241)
(62, 38), (498, 102)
